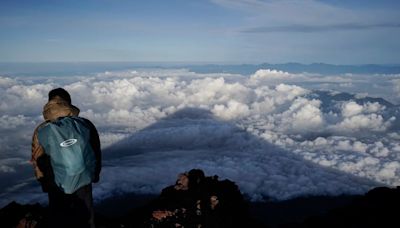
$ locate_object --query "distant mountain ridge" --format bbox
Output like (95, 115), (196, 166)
(186, 63), (400, 75)
(1, 62), (400, 77)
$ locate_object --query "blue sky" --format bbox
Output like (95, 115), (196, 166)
(0, 0), (399, 64)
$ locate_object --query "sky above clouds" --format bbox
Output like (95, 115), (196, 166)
(0, 0), (399, 63)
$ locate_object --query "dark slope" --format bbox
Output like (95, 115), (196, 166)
(2, 186), (400, 228)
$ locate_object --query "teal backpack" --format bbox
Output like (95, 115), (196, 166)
(38, 116), (96, 194)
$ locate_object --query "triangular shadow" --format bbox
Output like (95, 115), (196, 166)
(102, 107), (383, 201)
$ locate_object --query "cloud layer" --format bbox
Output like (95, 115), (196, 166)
(1, 68), (400, 206)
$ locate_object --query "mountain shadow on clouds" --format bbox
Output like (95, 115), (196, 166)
(101, 107), (382, 202)
(103, 108), (233, 159)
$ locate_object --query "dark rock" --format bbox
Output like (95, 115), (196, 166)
(0, 201), (48, 228)
(2, 176), (400, 228)
(288, 186), (400, 228)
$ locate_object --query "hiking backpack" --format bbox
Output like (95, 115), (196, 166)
(38, 116), (96, 194)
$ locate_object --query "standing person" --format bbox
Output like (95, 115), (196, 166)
(31, 88), (101, 228)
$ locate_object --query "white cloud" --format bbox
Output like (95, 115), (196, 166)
(370, 141), (390, 158)
(212, 100), (250, 120)
(330, 100), (393, 132)
(0, 115), (31, 129)
(342, 101), (363, 117)
(335, 114), (392, 132)
(364, 102), (385, 113)
(352, 141), (369, 153)
(0, 76), (17, 87)
(249, 69), (294, 82)
(281, 98), (324, 132)
(275, 84), (309, 102)
(376, 162), (400, 180)
(341, 101), (385, 117)
(1, 83), (53, 116)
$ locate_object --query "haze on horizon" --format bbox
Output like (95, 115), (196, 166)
(1, 0), (400, 64)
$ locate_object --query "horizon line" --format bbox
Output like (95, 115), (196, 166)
(1, 61), (400, 66)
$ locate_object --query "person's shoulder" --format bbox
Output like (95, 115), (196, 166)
(77, 116), (91, 123)
(34, 121), (50, 132)
(76, 117), (99, 132)
(75, 117), (94, 125)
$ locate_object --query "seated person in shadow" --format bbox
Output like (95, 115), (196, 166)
(149, 169), (246, 228)
(149, 169), (205, 228)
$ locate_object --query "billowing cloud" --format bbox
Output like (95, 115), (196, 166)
(341, 101), (364, 117)
(332, 101), (394, 132)
(0, 81), (53, 116)
(249, 69), (293, 81)
(0, 76), (17, 87)
(335, 114), (393, 132)
(212, 100), (250, 120)
(0, 115), (31, 129)
(341, 101), (385, 117)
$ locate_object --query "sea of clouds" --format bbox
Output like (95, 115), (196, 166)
(1, 68), (400, 207)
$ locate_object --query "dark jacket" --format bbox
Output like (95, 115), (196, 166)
(31, 96), (101, 192)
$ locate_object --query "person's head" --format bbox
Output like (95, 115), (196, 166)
(48, 88), (71, 103)
(174, 173), (189, 191)
(188, 169), (205, 189)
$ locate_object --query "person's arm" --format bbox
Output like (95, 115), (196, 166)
(85, 119), (102, 183)
(32, 122), (58, 192)
(31, 124), (46, 179)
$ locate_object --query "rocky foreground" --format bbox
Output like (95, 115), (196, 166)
(1, 170), (400, 228)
